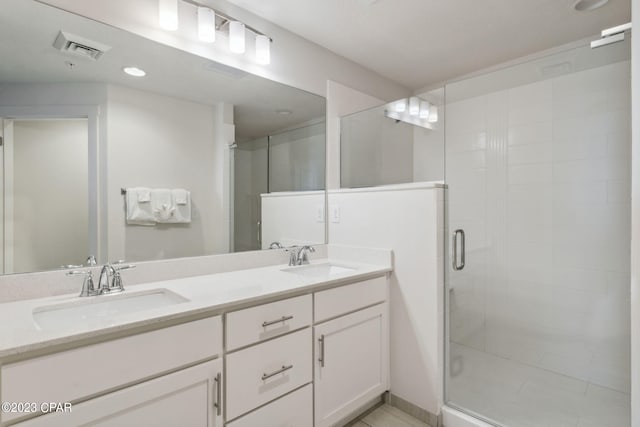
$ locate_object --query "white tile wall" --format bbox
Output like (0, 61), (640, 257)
(447, 59), (631, 423)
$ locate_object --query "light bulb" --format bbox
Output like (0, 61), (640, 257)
(229, 21), (245, 54)
(255, 34), (270, 65)
(419, 101), (430, 119)
(428, 105), (438, 123)
(409, 97), (419, 116)
(394, 99), (407, 113)
(159, 0), (178, 31)
(197, 7), (216, 43)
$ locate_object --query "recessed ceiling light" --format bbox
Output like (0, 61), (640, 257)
(573, 0), (609, 11)
(276, 109), (292, 115)
(123, 66), (146, 77)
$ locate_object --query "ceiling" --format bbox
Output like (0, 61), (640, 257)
(0, 0), (325, 141)
(226, 0), (631, 90)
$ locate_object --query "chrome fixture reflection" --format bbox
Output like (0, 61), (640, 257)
(158, 0), (272, 64)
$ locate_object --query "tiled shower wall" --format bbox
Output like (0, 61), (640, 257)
(447, 60), (631, 393)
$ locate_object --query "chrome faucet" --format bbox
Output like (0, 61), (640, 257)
(97, 261), (135, 294)
(296, 246), (315, 265)
(67, 261), (135, 297)
(286, 245), (316, 266)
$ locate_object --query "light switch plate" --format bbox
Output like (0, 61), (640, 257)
(331, 205), (341, 223)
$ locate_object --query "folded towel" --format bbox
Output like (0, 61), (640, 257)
(151, 189), (176, 222)
(169, 189), (191, 223)
(172, 189), (188, 205)
(137, 188), (151, 202)
(126, 187), (155, 225)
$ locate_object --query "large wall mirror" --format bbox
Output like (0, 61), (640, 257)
(0, 0), (326, 275)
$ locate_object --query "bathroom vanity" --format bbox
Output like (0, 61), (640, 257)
(0, 253), (391, 427)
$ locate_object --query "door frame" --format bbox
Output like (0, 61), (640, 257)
(0, 105), (101, 268)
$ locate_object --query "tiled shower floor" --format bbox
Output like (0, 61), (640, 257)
(448, 343), (631, 426)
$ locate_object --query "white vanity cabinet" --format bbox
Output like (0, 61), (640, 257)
(13, 359), (223, 427)
(313, 277), (389, 427)
(224, 295), (313, 423)
(2, 316), (223, 426)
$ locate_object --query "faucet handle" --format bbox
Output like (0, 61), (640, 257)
(67, 270), (96, 297)
(113, 264), (135, 272)
(111, 264), (135, 292)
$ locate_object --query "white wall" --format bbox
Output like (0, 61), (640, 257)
(11, 119), (88, 273)
(328, 184), (445, 415)
(106, 84), (229, 262)
(446, 60), (631, 396)
(631, 1), (639, 425)
(261, 191), (325, 248)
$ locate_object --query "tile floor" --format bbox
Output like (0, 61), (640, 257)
(448, 343), (631, 426)
(351, 404), (430, 427)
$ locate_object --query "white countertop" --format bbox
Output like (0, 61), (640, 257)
(0, 258), (390, 359)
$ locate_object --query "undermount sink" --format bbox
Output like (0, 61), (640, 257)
(282, 262), (357, 279)
(33, 289), (189, 331)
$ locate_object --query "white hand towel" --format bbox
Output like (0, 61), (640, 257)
(151, 189), (176, 222)
(169, 189), (192, 223)
(126, 187), (155, 225)
(137, 188), (151, 202)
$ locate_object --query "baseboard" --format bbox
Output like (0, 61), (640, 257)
(388, 393), (440, 427)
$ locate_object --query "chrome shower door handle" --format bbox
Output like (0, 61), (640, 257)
(452, 229), (466, 271)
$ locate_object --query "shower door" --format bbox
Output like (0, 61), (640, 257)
(445, 39), (631, 426)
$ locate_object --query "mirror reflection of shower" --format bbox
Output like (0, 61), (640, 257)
(232, 121), (326, 252)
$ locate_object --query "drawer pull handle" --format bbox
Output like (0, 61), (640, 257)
(262, 315), (294, 327)
(318, 335), (325, 368)
(213, 372), (221, 416)
(262, 364), (293, 380)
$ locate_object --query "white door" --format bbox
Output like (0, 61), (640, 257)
(15, 359), (223, 427)
(314, 304), (388, 427)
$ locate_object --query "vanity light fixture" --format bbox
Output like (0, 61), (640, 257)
(255, 34), (271, 65)
(158, 0), (272, 64)
(409, 97), (420, 116)
(197, 7), (216, 42)
(159, 0), (179, 31)
(123, 66), (147, 77)
(229, 21), (246, 54)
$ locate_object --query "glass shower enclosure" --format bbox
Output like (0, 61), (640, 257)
(445, 38), (631, 426)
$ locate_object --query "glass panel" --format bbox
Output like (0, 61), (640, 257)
(445, 39), (631, 426)
(233, 137), (268, 252)
(340, 88), (444, 188)
(268, 121), (326, 192)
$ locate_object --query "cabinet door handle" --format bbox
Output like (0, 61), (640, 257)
(262, 315), (294, 327)
(213, 372), (221, 416)
(261, 364), (293, 380)
(318, 335), (325, 367)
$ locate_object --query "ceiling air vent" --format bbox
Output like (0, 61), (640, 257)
(53, 31), (111, 61)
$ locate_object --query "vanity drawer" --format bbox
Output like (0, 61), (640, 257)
(227, 384), (312, 427)
(314, 276), (387, 323)
(226, 328), (312, 420)
(226, 294), (312, 351)
(1, 316), (221, 423)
